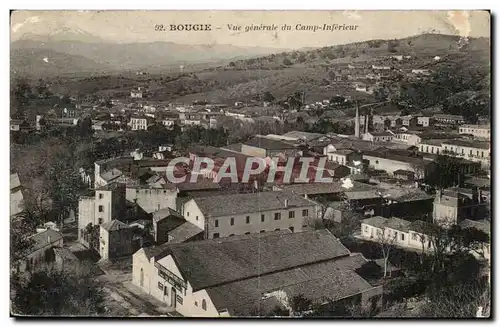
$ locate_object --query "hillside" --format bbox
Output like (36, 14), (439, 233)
(10, 48), (113, 77)
(21, 33), (490, 113)
(11, 38), (290, 76)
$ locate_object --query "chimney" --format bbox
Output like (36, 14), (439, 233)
(354, 101), (360, 138)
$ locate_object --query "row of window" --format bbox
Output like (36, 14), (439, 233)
(213, 210), (308, 228)
(213, 226), (295, 238)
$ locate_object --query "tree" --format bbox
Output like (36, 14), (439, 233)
(261, 91), (275, 103)
(376, 227), (398, 278)
(297, 54), (307, 63)
(424, 155), (465, 190)
(11, 267), (106, 316)
(283, 58), (293, 66)
(289, 294), (312, 316)
(228, 61), (236, 67)
(76, 117), (93, 138)
(10, 218), (35, 264)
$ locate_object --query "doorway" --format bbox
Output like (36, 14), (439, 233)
(171, 287), (177, 308)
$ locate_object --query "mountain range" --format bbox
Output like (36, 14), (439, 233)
(11, 28), (290, 77)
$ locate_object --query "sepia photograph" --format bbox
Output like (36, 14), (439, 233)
(9, 9), (491, 318)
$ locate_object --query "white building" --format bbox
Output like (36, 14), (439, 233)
(181, 191), (319, 239)
(132, 230), (383, 317)
(459, 124), (490, 139)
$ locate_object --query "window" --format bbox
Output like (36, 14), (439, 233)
(411, 233), (417, 241)
(187, 212), (190, 217)
(245, 232), (251, 235)
(288, 211), (295, 219)
(261, 214), (265, 222)
(99, 193), (104, 199)
(98, 205), (104, 212)
(98, 218), (103, 225)
(289, 227), (294, 232)
(140, 268), (144, 287)
(195, 301), (198, 307)
(302, 209), (309, 217)
(364, 225), (369, 232)
(481, 151), (484, 158)
(196, 216), (199, 221)
(215, 220), (219, 228)
(158, 282), (164, 290)
(375, 160), (379, 164)
(401, 234), (405, 241)
(213, 233), (220, 239)
(164, 286), (168, 296)
(230, 218), (234, 226)
(274, 213), (281, 220)
(202, 299), (207, 311)
(246, 216), (250, 224)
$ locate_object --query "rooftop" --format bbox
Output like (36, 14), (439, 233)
(156, 229), (352, 291)
(244, 136), (297, 151)
(191, 191), (317, 218)
(101, 220), (130, 232)
(167, 222), (204, 243)
(459, 219), (490, 236)
(28, 229), (63, 253)
(441, 139), (490, 149)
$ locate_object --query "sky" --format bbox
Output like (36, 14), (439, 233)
(10, 10), (490, 49)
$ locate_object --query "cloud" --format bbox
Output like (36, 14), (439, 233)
(342, 11), (362, 21)
(11, 16), (41, 33)
(447, 11), (471, 37)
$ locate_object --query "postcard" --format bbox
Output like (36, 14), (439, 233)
(10, 10), (491, 318)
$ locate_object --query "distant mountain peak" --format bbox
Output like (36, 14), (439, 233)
(17, 26), (105, 43)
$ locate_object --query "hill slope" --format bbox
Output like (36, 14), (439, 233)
(11, 38), (290, 75)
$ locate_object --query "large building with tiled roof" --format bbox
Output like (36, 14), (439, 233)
(132, 230), (383, 317)
(181, 191), (319, 239)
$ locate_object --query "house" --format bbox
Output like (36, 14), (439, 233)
(241, 136), (298, 158)
(362, 149), (432, 179)
(131, 87), (144, 98)
(130, 116), (155, 130)
(17, 229), (64, 273)
(459, 124), (490, 139)
(400, 116), (418, 127)
(372, 65), (391, 70)
(362, 132), (394, 142)
(433, 114), (465, 125)
(419, 139), (490, 169)
(360, 217), (433, 252)
(78, 183), (127, 248)
(10, 119), (31, 131)
(392, 132), (421, 146)
(416, 116), (434, 127)
(326, 149), (363, 166)
(152, 207), (203, 245)
(99, 220), (133, 260)
(411, 69), (431, 76)
(92, 120), (105, 131)
(132, 230), (383, 317)
(393, 169), (416, 181)
(433, 187), (487, 226)
(10, 173), (24, 217)
(360, 216), (412, 247)
(126, 185), (178, 214)
(181, 191), (319, 239)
